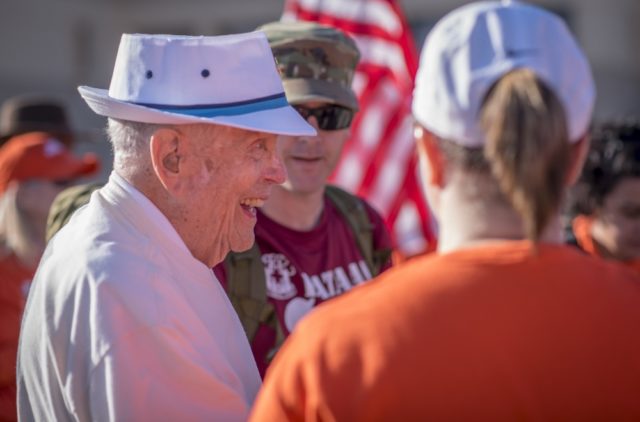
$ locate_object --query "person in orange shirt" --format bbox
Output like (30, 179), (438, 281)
(569, 122), (640, 273)
(0, 98), (98, 421)
(250, 2), (640, 421)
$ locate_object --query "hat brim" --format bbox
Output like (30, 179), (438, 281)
(0, 127), (75, 146)
(52, 153), (100, 182)
(282, 79), (359, 110)
(78, 86), (316, 137)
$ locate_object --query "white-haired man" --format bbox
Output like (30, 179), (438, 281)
(17, 33), (314, 421)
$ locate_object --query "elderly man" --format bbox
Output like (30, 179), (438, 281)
(17, 33), (314, 421)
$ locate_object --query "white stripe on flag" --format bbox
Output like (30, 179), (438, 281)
(353, 34), (412, 82)
(282, 0), (403, 36)
(368, 114), (415, 214)
(332, 78), (400, 189)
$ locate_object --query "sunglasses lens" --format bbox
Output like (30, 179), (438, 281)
(294, 105), (354, 131)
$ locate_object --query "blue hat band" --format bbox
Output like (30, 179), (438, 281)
(135, 92), (289, 117)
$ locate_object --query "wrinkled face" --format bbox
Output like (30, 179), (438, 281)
(591, 177), (640, 261)
(277, 101), (350, 195)
(183, 125), (286, 264)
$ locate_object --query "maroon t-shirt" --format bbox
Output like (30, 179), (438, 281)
(214, 195), (392, 377)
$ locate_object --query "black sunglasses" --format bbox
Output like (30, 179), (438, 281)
(293, 105), (354, 131)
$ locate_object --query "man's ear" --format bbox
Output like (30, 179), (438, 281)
(415, 125), (445, 188)
(566, 134), (590, 186)
(149, 128), (184, 194)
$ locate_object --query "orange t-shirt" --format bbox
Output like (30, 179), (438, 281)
(250, 241), (640, 421)
(0, 253), (33, 422)
(573, 215), (640, 274)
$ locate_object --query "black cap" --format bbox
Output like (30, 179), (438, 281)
(0, 95), (75, 145)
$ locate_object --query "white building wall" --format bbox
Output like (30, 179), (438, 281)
(1, 0), (638, 178)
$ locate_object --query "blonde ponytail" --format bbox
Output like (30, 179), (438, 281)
(480, 69), (569, 243)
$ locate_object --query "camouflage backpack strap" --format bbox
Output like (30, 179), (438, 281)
(224, 243), (277, 342)
(325, 185), (392, 277)
(45, 182), (102, 242)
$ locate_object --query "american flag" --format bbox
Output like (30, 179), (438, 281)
(281, 0), (436, 257)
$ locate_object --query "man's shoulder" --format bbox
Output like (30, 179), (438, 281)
(53, 211), (151, 269)
(40, 232), (156, 296)
(32, 229), (169, 349)
(42, 199), (163, 300)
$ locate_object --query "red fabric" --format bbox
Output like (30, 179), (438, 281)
(215, 195), (392, 377)
(0, 133), (98, 194)
(0, 253), (33, 422)
(281, 0), (436, 257)
(251, 242), (640, 421)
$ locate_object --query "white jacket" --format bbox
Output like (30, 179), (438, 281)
(17, 172), (260, 422)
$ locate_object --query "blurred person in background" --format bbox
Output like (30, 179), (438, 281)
(250, 2), (640, 420)
(0, 96), (99, 421)
(214, 21), (392, 377)
(568, 121), (640, 272)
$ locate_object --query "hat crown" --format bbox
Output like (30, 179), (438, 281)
(413, 1), (596, 146)
(0, 97), (72, 141)
(258, 22), (360, 109)
(259, 21), (359, 83)
(108, 33), (286, 106)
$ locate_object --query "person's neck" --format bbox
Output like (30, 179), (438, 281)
(261, 185), (325, 231)
(436, 178), (564, 254)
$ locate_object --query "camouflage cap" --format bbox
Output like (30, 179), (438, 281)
(257, 21), (360, 110)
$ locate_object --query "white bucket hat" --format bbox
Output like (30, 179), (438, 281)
(79, 32), (316, 136)
(412, 1), (596, 147)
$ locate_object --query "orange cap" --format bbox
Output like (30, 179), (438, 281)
(0, 132), (99, 194)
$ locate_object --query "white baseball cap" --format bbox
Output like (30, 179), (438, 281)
(412, 1), (595, 147)
(79, 32), (316, 137)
